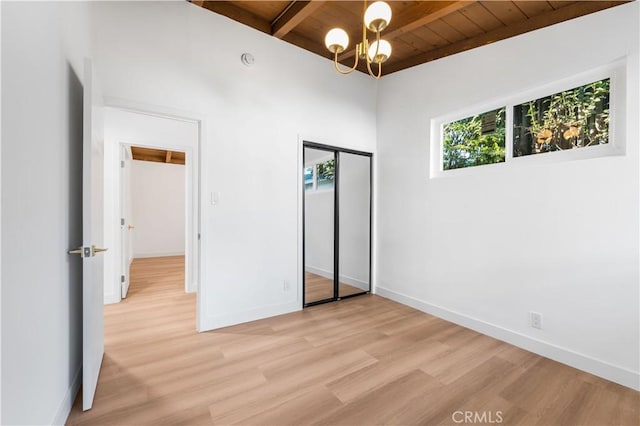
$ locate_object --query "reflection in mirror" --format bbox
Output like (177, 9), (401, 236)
(339, 152), (371, 297)
(304, 147), (335, 304)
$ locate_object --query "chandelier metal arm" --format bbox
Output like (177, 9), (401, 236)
(365, 31), (382, 79)
(333, 50), (360, 75)
(366, 60), (382, 80)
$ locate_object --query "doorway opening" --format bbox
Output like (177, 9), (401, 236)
(104, 106), (201, 329)
(120, 145), (188, 299)
(302, 141), (373, 307)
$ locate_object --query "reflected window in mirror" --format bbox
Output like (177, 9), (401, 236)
(304, 166), (314, 191)
(305, 158), (335, 192)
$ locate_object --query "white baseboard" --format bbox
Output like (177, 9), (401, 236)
(304, 266), (369, 291)
(133, 252), (185, 259)
(199, 301), (301, 332)
(52, 366), (81, 425)
(339, 274), (369, 291)
(375, 286), (640, 391)
(304, 265), (333, 279)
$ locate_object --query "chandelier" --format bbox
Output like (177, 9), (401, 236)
(324, 1), (392, 79)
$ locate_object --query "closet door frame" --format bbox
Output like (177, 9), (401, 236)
(302, 141), (372, 308)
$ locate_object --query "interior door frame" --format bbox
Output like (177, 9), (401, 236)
(104, 98), (205, 331)
(302, 140), (373, 307)
(117, 139), (195, 294)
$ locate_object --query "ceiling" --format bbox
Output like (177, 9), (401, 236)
(192, 1), (628, 75)
(131, 146), (186, 165)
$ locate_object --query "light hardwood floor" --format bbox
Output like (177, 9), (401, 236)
(305, 271), (367, 303)
(67, 256), (639, 425)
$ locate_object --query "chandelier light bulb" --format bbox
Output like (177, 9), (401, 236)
(364, 1), (392, 32)
(325, 28), (349, 54)
(368, 39), (392, 64)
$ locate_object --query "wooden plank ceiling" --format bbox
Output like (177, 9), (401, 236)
(192, 1), (628, 75)
(131, 146), (186, 165)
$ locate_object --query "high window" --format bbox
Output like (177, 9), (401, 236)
(431, 62), (622, 178)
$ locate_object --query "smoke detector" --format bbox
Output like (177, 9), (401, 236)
(241, 53), (255, 67)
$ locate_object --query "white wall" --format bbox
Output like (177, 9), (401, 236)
(376, 2), (640, 390)
(1, 2), (91, 424)
(91, 1), (377, 328)
(131, 160), (185, 258)
(103, 107), (199, 303)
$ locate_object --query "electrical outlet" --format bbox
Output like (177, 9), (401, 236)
(530, 311), (543, 329)
(283, 280), (290, 291)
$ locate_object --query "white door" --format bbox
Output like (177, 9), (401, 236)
(80, 58), (105, 411)
(120, 145), (131, 299)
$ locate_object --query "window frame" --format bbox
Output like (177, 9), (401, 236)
(430, 60), (626, 179)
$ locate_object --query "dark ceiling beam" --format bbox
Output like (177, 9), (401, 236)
(272, 1), (326, 39)
(385, 1), (476, 40)
(200, 1), (271, 34)
(339, 1), (475, 62)
(384, 1), (626, 74)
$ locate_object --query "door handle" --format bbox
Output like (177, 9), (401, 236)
(68, 245), (108, 258)
(128, 225), (135, 230)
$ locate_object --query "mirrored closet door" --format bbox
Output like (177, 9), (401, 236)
(303, 142), (372, 307)
(303, 146), (336, 305)
(338, 152), (371, 298)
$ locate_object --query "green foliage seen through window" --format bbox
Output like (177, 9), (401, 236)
(443, 107), (506, 170)
(513, 78), (610, 157)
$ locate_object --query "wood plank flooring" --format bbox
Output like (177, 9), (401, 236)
(305, 271), (367, 303)
(67, 256), (639, 425)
